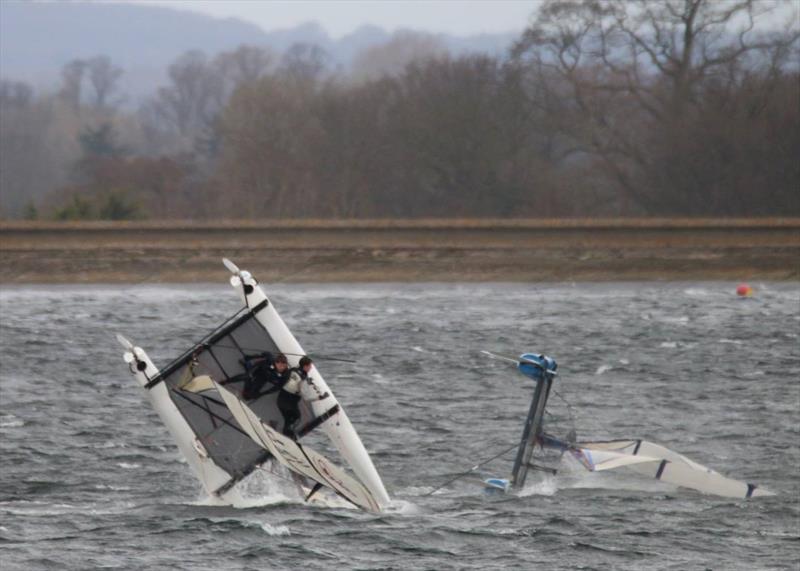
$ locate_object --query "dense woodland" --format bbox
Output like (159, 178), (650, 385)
(1, 0), (798, 220)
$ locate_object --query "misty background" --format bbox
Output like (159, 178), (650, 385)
(0, 0), (798, 220)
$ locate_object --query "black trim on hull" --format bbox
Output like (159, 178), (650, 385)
(295, 405), (340, 439)
(655, 460), (668, 480)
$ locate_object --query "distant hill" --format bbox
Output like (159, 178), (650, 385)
(0, 1), (519, 102)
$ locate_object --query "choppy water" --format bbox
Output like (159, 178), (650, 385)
(1, 282), (798, 570)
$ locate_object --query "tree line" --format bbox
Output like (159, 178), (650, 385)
(1, 0), (798, 220)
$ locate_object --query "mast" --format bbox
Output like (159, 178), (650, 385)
(510, 354), (556, 489)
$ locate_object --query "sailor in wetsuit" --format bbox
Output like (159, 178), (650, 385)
(279, 356), (314, 437)
(242, 352), (289, 400)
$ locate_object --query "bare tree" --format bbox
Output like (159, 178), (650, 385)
(214, 45), (274, 91)
(86, 56), (124, 110)
(0, 80), (33, 108)
(350, 31), (449, 82)
(279, 43), (330, 84)
(512, 0), (800, 214)
(59, 59), (86, 112)
(153, 50), (223, 138)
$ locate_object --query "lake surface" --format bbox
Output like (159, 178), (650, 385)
(1, 282), (798, 570)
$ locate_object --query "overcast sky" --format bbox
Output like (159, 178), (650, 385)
(131, 0), (538, 38)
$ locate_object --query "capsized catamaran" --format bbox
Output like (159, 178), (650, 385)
(479, 351), (773, 499)
(117, 259), (390, 512)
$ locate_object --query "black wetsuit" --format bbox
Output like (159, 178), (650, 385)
(278, 368), (305, 437)
(242, 354), (284, 400)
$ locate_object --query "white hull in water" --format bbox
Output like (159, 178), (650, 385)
(477, 352), (773, 499)
(119, 336), (243, 504)
(225, 260), (390, 508)
(118, 260), (390, 511)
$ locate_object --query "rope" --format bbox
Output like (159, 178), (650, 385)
(423, 440), (521, 496)
(551, 387), (577, 428)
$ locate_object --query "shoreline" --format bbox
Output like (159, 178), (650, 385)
(1, 219), (798, 283)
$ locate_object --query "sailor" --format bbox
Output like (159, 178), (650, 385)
(242, 352), (290, 400)
(278, 356), (313, 437)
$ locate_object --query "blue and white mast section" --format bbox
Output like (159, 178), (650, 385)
(509, 353), (558, 489)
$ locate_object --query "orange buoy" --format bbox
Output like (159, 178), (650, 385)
(736, 284), (754, 297)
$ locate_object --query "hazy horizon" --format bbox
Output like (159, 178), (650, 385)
(107, 0), (535, 38)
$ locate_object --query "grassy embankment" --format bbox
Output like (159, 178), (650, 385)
(0, 218), (798, 283)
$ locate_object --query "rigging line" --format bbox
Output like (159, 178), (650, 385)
(551, 387), (576, 425)
(256, 462), (321, 491)
(155, 305), (248, 374)
(252, 258), (323, 292)
(114, 252), (205, 296)
(273, 351), (357, 364)
(191, 306), (250, 350)
(423, 441), (521, 497)
(169, 388), (252, 440)
(212, 343), (358, 363)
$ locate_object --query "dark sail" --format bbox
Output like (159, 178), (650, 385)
(145, 302), (315, 491)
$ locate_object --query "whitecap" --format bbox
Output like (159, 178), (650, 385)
(658, 315), (690, 324)
(660, 341), (678, 348)
(684, 288), (713, 297)
(595, 365), (612, 375)
(116, 462), (141, 469)
(384, 499), (420, 515)
(0, 414), (24, 428)
(397, 485), (434, 496)
(517, 474), (558, 497)
(258, 522), (290, 536)
(91, 441), (128, 449)
(0, 501), (77, 516)
(202, 516), (291, 536)
(227, 494), (296, 509)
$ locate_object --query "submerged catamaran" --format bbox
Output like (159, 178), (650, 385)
(482, 351), (773, 499)
(118, 260), (390, 512)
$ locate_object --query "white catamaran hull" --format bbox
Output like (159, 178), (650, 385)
(215, 381), (382, 512)
(232, 275), (391, 509)
(125, 347), (242, 503)
(573, 439), (773, 499)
